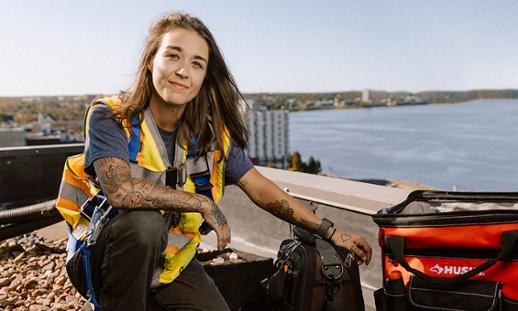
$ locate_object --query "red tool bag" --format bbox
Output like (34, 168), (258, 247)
(372, 191), (518, 311)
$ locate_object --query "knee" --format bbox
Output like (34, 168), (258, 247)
(111, 210), (168, 250)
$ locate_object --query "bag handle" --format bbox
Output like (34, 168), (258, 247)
(385, 230), (518, 286)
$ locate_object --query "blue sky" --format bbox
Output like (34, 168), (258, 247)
(1, 0), (517, 96)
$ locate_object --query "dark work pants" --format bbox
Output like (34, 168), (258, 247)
(91, 210), (229, 311)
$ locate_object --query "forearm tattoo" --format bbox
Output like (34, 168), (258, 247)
(266, 200), (296, 223)
(299, 218), (320, 233)
(236, 178), (248, 188)
(94, 157), (207, 212)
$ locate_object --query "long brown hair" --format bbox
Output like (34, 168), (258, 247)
(120, 12), (249, 154)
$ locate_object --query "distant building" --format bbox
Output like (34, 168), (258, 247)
(361, 89), (371, 103)
(316, 100), (335, 108)
(244, 101), (289, 168)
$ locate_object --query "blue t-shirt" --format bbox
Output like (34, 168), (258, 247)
(84, 105), (253, 185)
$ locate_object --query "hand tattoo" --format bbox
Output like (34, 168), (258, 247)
(207, 202), (227, 227)
(341, 233), (351, 243)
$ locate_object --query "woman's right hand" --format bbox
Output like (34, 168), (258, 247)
(202, 199), (231, 251)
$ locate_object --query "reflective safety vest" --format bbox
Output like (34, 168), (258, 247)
(56, 95), (230, 284)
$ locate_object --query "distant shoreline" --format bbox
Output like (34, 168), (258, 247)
(288, 97), (518, 113)
(243, 89), (518, 111)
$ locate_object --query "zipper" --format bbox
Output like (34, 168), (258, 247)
(374, 212), (518, 227)
(388, 191), (518, 215)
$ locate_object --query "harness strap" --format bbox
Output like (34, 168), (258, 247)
(188, 137), (214, 234)
(81, 245), (100, 310)
(128, 115), (141, 163)
(187, 136), (213, 197)
(315, 239), (344, 311)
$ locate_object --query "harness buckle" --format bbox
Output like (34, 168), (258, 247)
(165, 166), (187, 187)
(321, 263), (344, 281)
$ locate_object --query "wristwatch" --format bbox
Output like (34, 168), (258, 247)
(318, 218), (334, 241)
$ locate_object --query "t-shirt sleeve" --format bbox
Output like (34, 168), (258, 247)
(84, 104), (129, 176)
(224, 141), (254, 185)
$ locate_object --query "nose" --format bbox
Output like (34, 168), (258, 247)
(175, 67), (188, 79)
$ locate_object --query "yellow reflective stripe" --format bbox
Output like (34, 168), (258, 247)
(160, 233), (200, 284)
(210, 129), (230, 204)
(137, 118), (167, 171)
(211, 151), (223, 203)
(179, 212), (202, 233)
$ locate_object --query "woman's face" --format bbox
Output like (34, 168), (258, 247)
(149, 28), (209, 107)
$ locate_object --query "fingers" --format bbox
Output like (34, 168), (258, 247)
(216, 224), (231, 251)
(351, 238), (372, 265)
(349, 243), (368, 264)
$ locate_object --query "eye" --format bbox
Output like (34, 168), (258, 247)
(192, 61), (203, 69)
(167, 53), (180, 60)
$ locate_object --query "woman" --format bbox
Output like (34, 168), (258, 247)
(84, 12), (371, 310)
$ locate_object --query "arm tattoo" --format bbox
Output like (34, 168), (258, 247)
(94, 157), (207, 212)
(265, 200), (296, 223)
(237, 178), (249, 188)
(299, 218), (320, 233)
(206, 201), (227, 227)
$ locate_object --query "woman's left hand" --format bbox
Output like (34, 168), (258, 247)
(329, 229), (372, 266)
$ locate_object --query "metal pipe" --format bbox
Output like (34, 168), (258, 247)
(0, 200), (57, 225)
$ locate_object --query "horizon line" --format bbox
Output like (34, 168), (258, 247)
(1, 87), (518, 98)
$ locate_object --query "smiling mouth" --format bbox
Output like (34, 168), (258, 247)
(168, 81), (189, 89)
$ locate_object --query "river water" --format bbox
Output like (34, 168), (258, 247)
(290, 99), (518, 191)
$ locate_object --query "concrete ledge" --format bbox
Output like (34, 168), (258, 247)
(256, 166), (410, 212)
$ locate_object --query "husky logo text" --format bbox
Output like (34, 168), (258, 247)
(429, 263), (485, 276)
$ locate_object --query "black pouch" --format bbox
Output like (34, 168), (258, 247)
(65, 245), (89, 298)
(373, 288), (389, 311)
(407, 276), (501, 311)
(265, 228), (364, 311)
(265, 267), (287, 303)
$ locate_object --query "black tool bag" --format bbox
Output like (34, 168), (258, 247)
(264, 227), (365, 311)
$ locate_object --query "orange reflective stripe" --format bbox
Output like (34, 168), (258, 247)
(55, 197), (81, 227)
(165, 245), (181, 255)
(170, 227), (183, 234)
(56, 197), (80, 213)
(183, 231), (196, 238)
(169, 227), (197, 238)
(67, 155), (90, 179)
